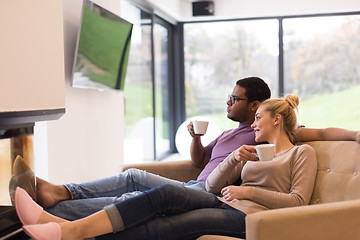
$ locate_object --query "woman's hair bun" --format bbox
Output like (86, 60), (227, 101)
(285, 94), (299, 110)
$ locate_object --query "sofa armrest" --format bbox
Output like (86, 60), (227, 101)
(246, 199), (360, 240)
(122, 160), (203, 182)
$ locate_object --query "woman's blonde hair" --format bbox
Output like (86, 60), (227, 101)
(261, 95), (299, 144)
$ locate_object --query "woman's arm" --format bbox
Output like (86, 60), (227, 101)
(205, 145), (258, 194)
(295, 128), (360, 143)
(205, 152), (242, 194)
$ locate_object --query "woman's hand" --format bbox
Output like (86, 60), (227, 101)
(233, 145), (259, 162)
(221, 185), (253, 201)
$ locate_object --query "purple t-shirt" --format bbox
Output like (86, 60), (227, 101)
(196, 123), (258, 182)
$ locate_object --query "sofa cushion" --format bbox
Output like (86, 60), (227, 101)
(304, 141), (360, 204)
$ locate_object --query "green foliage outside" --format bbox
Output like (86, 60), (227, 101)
(124, 82), (170, 138)
(125, 82), (360, 136)
(299, 84), (360, 130)
(206, 84), (360, 132)
(124, 83), (153, 125)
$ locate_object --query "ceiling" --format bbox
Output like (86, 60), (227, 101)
(130, 0), (360, 24)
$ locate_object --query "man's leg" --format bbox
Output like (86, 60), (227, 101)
(44, 169), (185, 220)
(65, 168), (185, 199)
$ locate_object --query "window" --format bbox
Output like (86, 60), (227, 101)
(123, 5), (172, 163)
(184, 20), (278, 131)
(184, 14), (360, 132)
(123, 7), (153, 163)
(283, 15), (360, 129)
(124, 7), (360, 163)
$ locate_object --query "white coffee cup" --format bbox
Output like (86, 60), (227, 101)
(193, 120), (209, 135)
(254, 144), (275, 161)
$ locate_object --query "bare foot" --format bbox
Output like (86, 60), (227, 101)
(36, 177), (71, 208)
(59, 222), (83, 240)
(59, 210), (113, 240)
(37, 210), (69, 224)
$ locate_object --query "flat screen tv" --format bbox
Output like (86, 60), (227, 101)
(72, 0), (133, 91)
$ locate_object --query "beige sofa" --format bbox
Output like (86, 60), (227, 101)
(123, 141), (360, 240)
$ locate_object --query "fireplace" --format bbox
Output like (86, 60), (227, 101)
(0, 109), (64, 239)
(0, 124), (35, 239)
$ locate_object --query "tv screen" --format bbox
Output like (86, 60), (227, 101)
(72, 0), (133, 91)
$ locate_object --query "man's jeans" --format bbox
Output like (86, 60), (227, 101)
(99, 184), (246, 240)
(46, 168), (205, 220)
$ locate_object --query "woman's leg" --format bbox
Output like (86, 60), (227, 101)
(45, 195), (142, 221)
(60, 210), (114, 240)
(106, 184), (221, 232)
(24, 184), (230, 240)
(73, 184), (224, 239)
(97, 206), (246, 240)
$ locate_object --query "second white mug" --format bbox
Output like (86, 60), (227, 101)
(254, 144), (275, 161)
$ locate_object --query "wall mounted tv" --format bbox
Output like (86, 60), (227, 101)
(72, 0), (133, 91)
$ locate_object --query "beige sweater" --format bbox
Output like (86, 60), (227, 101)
(206, 144), (317, 214)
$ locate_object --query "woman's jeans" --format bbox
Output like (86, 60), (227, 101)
(46, 168), (206, 220)
(100, 184), (246, 240)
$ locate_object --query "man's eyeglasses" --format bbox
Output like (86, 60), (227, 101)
(228, 95), (248, 105)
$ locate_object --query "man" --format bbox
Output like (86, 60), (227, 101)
(36, 77), (360, 220)
(189, 77), (270, 182)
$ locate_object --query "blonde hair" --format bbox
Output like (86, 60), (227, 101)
(261, 95), (299, 144)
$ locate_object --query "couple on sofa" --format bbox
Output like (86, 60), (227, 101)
(15, 77), (360, 239)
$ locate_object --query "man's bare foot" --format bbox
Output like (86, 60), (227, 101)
(36, 177), (71, 208)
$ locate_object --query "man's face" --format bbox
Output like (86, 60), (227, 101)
(227, 85), (256, 124)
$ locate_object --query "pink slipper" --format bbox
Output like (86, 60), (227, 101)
(23, 222), (61, 240)
(15, 187), (43, 225)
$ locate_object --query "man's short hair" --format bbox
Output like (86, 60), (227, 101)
(236, 77), (271, 102)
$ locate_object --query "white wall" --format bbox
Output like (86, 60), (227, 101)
(0, 0), (65, 112)
(41, 0), (125, 184)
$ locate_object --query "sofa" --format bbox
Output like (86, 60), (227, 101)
(123, 141), (360, 240)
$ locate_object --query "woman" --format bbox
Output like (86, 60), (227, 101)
(15, 95), (317, 240)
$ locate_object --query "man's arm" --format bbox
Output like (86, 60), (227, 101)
(295, 128), (360, 143)
(188, 122), (210, 168)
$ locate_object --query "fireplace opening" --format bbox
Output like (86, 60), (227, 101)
(0, 126), (34, 239)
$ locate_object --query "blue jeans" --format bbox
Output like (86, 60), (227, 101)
(46, 168), (205, 220)
(99, 184), (246, 240)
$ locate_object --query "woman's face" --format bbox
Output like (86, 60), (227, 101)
(251, 104), (275, 143)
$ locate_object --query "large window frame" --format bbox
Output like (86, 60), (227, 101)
(124, 4), (360, 161)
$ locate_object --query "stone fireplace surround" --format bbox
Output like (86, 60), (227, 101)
(0, 109), (64, 239)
